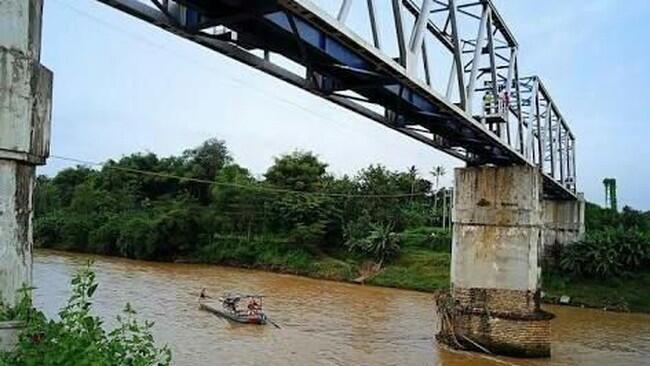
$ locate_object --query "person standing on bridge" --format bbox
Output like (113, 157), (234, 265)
(483, 91), (494, 115)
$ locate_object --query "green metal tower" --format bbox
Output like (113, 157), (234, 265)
(603, 178), (617, 212)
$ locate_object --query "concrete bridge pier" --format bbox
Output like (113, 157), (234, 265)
(446, 165), (552, 357)
(0, 0), (52, 306)
(543, 195), (585, 256)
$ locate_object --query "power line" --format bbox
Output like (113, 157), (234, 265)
(49, 154), (430, 199)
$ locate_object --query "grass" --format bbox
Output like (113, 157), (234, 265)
(196, 235), (315, 274)
(368, 248), (450, 292)
(400, 227), (452, 252)
(543, 270), (650, 312)
(311, 257), (356, 281)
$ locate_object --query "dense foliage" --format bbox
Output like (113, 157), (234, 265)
(34, 139), (452, 269)
(549, 203), (650, 278)
(0, 265), (171, 366)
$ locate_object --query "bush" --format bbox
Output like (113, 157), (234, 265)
(88, 218), (122, 255)
(34, 212), (66, 248)
(345, 222), (401, 265)
(197, 235), (314, 272)
(116, 216), (157, 259)
(0, 287), (36, 322)
(559, 228), (649, 278)
(1, 264), (171, 366)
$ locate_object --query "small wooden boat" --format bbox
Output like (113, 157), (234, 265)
(199, 294), (267, 325)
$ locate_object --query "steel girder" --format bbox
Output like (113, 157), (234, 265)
(94, 0), (578, 200)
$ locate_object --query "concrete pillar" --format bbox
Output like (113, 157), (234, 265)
(447, 165), (552, 357)
(0, 0), (52, 306)
(543, 193), (585, 256)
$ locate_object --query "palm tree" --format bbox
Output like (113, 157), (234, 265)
(431, 166), (446, 227)
(430, 166), (446, 191)
(408, 165), (418, 197)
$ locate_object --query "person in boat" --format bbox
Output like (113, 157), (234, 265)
(199, 288), (212, 301)
(223, 296), (239, 314)
(247, 298), (260, 314)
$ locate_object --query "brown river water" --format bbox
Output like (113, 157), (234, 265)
(34, 250), (650, 366)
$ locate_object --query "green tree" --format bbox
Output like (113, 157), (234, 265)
(52, 166), (97, 206)
(212, 164), (265, 236)
(34, 176), (60, 217)
(264, 151), (327, 192)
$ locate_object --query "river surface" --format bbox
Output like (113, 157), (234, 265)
(33, 250), (650, 366)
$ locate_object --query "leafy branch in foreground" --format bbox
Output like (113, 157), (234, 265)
(1, 263), (171, 366)
(0, 286), (38, 322)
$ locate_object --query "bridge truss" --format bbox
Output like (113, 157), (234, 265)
(96, 0), (577, 199)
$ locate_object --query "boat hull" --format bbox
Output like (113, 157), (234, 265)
(200, 303), (267, 325)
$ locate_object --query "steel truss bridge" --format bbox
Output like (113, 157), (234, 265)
(97, 0), (578, 200)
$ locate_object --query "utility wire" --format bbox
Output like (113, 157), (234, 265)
(50, 154), (430, 199)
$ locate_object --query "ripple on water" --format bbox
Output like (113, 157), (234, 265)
(33, 250), (650, 366)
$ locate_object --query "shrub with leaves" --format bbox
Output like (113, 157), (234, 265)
(559, 228), (649, 278)
(0, 287), (38, 323)
(1, 264), (171, 366)
(345, 222), (401, 265)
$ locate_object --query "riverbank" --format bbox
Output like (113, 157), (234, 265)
(542, 271), (650, 313)
(37, 246), (650, 314)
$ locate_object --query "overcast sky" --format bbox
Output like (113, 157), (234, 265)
(40, 0), (650, 209)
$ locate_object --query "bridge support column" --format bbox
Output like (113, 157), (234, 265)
(543, 194), (585, 257)
(0, 0), (51, 306)
(445, 165), (552, 357)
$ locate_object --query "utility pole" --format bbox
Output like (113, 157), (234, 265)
(442, 188), (447, 230)
(0, 0), (52, 306)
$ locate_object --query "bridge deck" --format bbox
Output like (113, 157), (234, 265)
(97, 0), (576, 200)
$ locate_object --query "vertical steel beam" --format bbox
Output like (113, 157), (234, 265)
(564, 133), (573, 187)
(485, 15), (499, 96)
(466, 5), (489, 114)
(547, 107), (555, 177)
(446, 60), (456, 99)
(504, 48), (517, 146)
(367, 0), (382, 49)
(406, 0), (434, 75)
(337, 0), (352, 23)
(392, 0), (407, 66)
(513, 55), (524, 154)
(448, 0), (466, 108)
(557, 121), (564, 185)
(485, 11), (500, 137)
(572, 138), (577, 191)
(534, 79), (544, 169)
(422, 42), (432, 86)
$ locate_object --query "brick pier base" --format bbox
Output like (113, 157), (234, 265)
(440, 165), (552, 358)
(448, 288), (553, 357)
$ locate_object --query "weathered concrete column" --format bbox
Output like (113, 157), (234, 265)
(0, 0), (52, 306)
(543, 193), (585, 255)
(448, 165), (552, 357)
